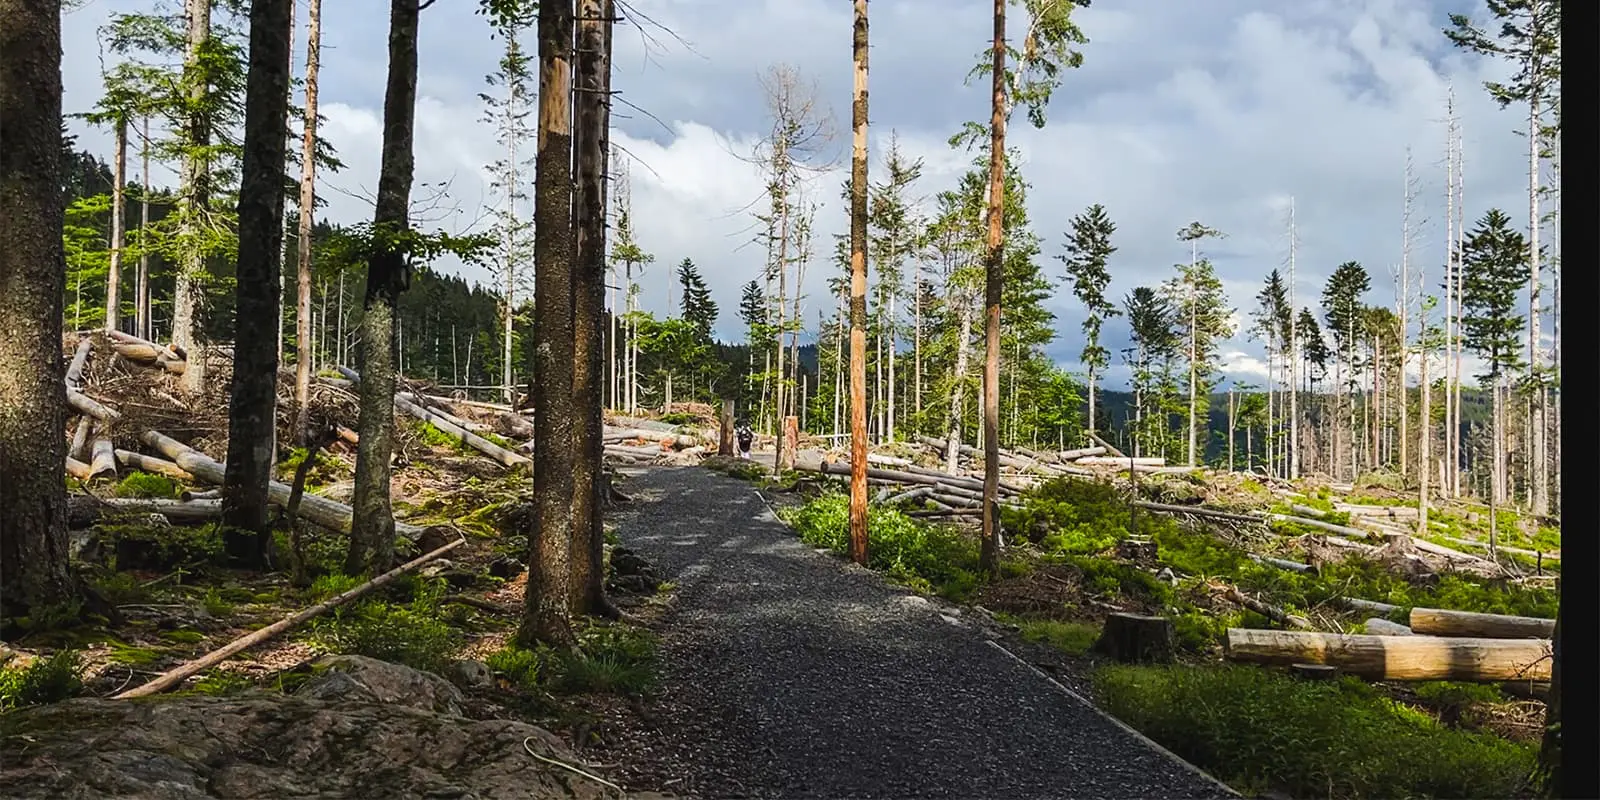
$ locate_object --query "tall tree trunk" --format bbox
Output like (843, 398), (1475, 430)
(1419, 295), (1430, 531)
(1287, 197), (1298, 479)
(0, 0), (77, 612)
(773, 180), (790, 473)
(913, 262), (923, 428)
(1227, 388), (1236, 471)
(220, 0), (293, 561)
(1452, 114), (1465, 497)
(173, 0), (213, 394)
(1526, 69), (1546, 516)
(106, 118), (127, 331)
(946, 291), (971, 474)
(1186, 245), (1198, 467)
(136, 115), (152, 339)
(979, 0), (1005, 574)
(570, 0), (613, 616)
(846, 0), (870, 566)
(520, 0), (576, 646)
(887, 291), (896, 441)
(347, 0), (423, 576)
(294, 0), (323, 444)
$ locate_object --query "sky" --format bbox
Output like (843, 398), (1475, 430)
(59, 0), (1548, 391)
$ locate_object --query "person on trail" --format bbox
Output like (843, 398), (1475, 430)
(735, 420), (754, 459)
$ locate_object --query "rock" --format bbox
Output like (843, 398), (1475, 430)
(296, 654), (465, 715)
(446, 659), (495, 690)
(0, 659), (617, 800)
(607, 547), (662, 595)
(414, 525), (453, 557)
(488, 555), (524, 580)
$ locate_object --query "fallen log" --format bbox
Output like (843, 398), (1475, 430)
(1250, 554), (1315, 574)
(1223, 586), (1311, 629)
(1267, 514), (1370, 540)
(1056, 445), (1107, 461)
(866, 452), (914, 468)
(917, 435), (1055, 474)
(1134, 501), (1263, 525)
(65, 337), (93, 387)
(603, 426), (700, 448)
(1224, 628), (1552, 682)
(69, 416), (92, 461)
(1363, 618), (1414, 636)
(395, 393), (530, 469)
(881, 486), (933, 506)
(817, 460), (1022, 497)
(1438, 535), (1559, 562)
(89, 497), (223, 521)
(114, 533), (466, 699)
(1332, 596), (1402, 616)
(114, 449), (193, 481)
(181, 488), (221, 501)
(335, 425), (359, 446)
(398, 392), (496, 433)
(67, 389), (121, 422)
(89, 434), (118, 479)
(1288, 504), (1328, 518)
(65, 456), (93, 481)
(908, 508), (982, 518)
(1337, 503), (1420, 519)
(140, 430), (423, 539)
(1408, 607), (1555, 639)
(1074, 456), (1166, 467)
(1085, 432), (1128, 459)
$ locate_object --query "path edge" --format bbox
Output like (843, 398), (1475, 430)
(985, 640), (1241, 797)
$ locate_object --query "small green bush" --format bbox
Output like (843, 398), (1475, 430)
(780, 492), (981, 599)
(0, 650), (83, 711)
(1017, 619), (1100, 655)
(1094, 663), (1535, 799)
(309, 580), (461, 674)
(113, 472), (183, 499)
(487, 623), (659, 697)
(486, 643), (546, 690)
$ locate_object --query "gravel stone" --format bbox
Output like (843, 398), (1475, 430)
(607, 467), (1239, 799)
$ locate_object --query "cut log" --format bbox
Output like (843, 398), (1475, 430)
(1289, 504), (1328, 518)
(1363, 618), (1414, 636)
(67, 389), (121, 422)
(917, 435), (1049, 474)
(395, 394), (530, 469)
(115, 449), (194, 481)
(335, 425), (359, 446)
(65, 456), (93, 481)
(1115, 537), (1159, 562)
(139, 430), (423, 539)
(718, 399), (734, 457)
(181, 488), (221, 501)
(91, 497), (222, 521)
(1224, 628), (1552, 682)
(881, 486), (933, 506)
(89, 434), (117, 478)
(603, 426), (700, 448)
(1092, 613), (1175, 663)
(866, 452), (913, 468)
(1408, 607), (1555, 639)
(1337, 503), (1420, 519)
(1439, 535), (1559, 562)
(398, 392), (495, 433)
(65, 337), (93, 387)
(114, 534), (466, 699)
(1057, 445), (1108, 461)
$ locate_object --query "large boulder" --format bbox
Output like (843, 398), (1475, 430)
(0, 657), (624, 799)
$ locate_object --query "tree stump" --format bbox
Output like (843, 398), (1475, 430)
(718, 398), (735, 457)
(1115, 537), (1158, 564)
(1091, 613), (1175, 664)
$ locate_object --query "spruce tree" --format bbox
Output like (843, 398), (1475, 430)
(676, 257), (717, 337)
(1058, 203), (1119, 435)
(1460, 208), (1528, 510)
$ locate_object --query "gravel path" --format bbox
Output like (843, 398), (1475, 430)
(609, 466), (1237, 800)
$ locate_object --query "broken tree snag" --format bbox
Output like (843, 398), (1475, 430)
(1363, 618), (1414, 636)
(1407, 607), (1555, 639)
(1092, 613), (1176, 664)
(394, 394), (530, 469)
(65, 337), (93, 387)
(1224, 628), (1552, 682)
(138, 429), (424, 539)
(114, 534), (467, 699)
(780, 416), (798, 471)
(718, 399), (734, 456)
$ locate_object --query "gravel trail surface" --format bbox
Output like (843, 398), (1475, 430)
(609, 466), (1237, 800)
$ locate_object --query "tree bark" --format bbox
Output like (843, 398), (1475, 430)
(136, 116), (152, 339)
(293, 0), (324, 444)
(0, 0), (77, 611)
(347, 0), (423, 576)
(1225, 628), (1551, 683)
(846, 0), (870, 567)
(220, 0), (293, 564)
(520, 0), (576, 646)
(172, 0), (213, 395)
(569, 0), (614, 617)
(979, 0), (1006, 574)
(1408, 607), (1555, 639)
(106, 118), (128, 331)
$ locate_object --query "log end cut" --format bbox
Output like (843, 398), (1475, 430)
(1092, 613), (1175, 664)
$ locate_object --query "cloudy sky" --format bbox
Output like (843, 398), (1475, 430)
(61, 0), (1544, 390)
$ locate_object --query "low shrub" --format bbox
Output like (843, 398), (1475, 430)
(780, 491), (981, 599)
(309, 578), (460, 674)
(0, 650), (83, 711)
(113, 472), (183, 499)
(1094, 663), (1536, 799)
(486, 622), (659, 697)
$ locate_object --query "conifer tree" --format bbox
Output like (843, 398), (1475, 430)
(1058, 203), (1118, 435)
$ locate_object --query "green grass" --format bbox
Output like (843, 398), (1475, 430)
(1016, 619), (1100, 655)
(485, 622), (659, 697)
(1094, 663), (1536, 799)
(308, 577), (461, 674)
(112, 471), (183, 499)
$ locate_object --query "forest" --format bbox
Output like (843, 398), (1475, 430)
(0, 0), (1573, 799)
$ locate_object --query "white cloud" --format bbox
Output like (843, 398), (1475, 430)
(58, 0), (1546, 391)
